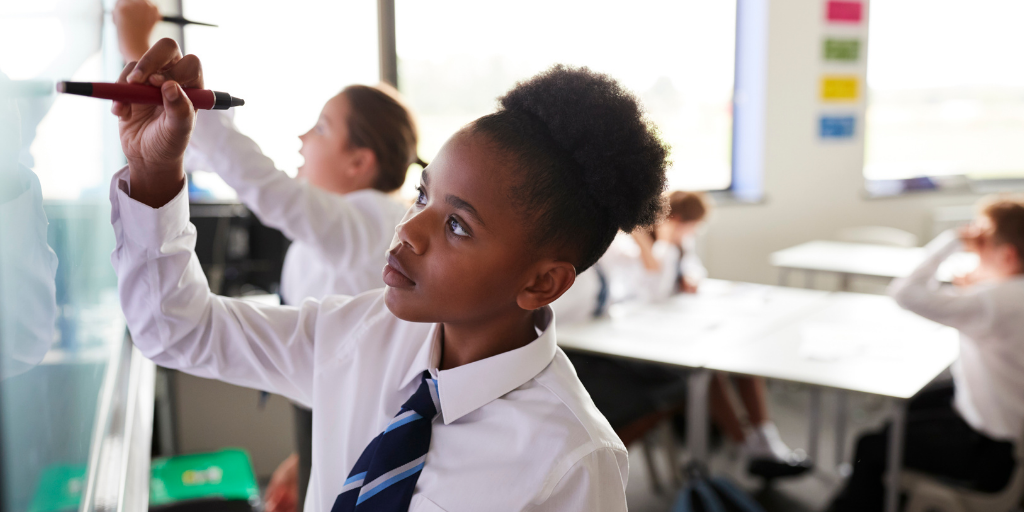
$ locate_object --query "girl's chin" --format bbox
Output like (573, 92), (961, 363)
(383, 287), (432, 323)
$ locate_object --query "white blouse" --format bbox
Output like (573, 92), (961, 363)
(187, 110), (408, 304)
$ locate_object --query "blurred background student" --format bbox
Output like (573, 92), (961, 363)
(828, 195), (1024, 512)
(113, 2), (424, 510)
(558, 190), (809, 476)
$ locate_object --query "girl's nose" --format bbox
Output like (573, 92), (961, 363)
(394, 208), (431, 255)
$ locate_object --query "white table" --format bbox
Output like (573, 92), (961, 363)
(770, 240), (977, 289)
(704, 292), (958, 512)
(557, 280), (959, 512)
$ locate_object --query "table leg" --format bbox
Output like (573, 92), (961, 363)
(687, 370), (712, 466)
(778, 268), (790, 287)
(834, 390), (849, 473)
(839, 272), (851, 291)
(885, 400), (907, 512)
(808, 387), (821, 462)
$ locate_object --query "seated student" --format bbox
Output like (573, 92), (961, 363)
(560, 191), (807, 475)
(659, 192), (808, 476)
(109, 40), (670, 511)
(112, 3), (423, 510)
(828, 195), (1024, 512)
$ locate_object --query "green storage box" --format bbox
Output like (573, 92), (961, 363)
(149, 448), (260, 510)
(28, 464), (87, 512)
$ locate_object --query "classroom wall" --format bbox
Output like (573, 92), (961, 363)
(702, 0), (986, 286)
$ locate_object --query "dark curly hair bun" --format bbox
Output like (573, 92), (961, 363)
(473, 65), (669, 272)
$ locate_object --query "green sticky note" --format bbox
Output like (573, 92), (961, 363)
(824, 39), (860, 61)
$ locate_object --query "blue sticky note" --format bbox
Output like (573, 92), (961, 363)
(820, 115), (855, 138)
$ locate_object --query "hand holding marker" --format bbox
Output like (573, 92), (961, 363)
(57, 81), (244, 110)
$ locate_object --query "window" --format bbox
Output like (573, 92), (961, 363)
(865, 0), (1024, 186)
(182, 0), (379, 182)
(395, 0), (740, 193)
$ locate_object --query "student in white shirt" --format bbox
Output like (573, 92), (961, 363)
(828, 195), (1024, 512)
(564, 191), (808, 476)
(112, 5), (421, 509)
(0, 87), (58, 381)
(109, 41), (672, 511)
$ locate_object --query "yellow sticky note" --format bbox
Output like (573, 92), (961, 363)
(821, 76), (859, 101)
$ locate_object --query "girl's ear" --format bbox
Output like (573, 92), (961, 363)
(1001, 244), (1023, 274)
(516, 261), (577, 311)
(347, 147), (378, 180)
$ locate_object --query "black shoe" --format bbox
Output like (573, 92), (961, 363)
(747, 456), (814, 480)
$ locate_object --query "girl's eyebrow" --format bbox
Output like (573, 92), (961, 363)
(446, 194), (485, 227)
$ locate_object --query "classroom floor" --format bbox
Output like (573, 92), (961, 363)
(624, 380), (898, 512)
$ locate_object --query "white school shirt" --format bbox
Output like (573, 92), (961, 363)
(889, 230), (1024, 442)
(551, 234), (709, 324)
(680, 234), (708, 286)
(601, 233), (681, 304)
(108, 167), (629, 512)
(0, 165), (57, 380)
(187, 110), (408, 304)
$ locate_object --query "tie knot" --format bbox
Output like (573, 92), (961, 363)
(402, 371), (441, 421)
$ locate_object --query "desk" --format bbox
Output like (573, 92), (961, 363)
(557, 280), (959, 512)
(559, 280), (829, 368)
(770, 241), (977, 289)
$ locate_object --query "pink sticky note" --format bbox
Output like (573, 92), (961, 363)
(827, 0), (862, 23)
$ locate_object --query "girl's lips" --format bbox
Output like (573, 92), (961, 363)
(383, 255), (415, 288)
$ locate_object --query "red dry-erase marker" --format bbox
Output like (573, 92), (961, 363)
(56, 81), (244, 110)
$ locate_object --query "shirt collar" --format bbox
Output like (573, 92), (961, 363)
(399, 307), (558, 425)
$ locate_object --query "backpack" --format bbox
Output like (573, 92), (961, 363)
(672, 474), (766, 512)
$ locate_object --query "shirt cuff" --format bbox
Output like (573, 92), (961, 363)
(111, 166), (191, 250)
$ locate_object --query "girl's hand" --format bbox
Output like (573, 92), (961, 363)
(958, 224), (983, 253)
(631, 230), (660, 272)
(112, 38), (203, 208)
(112, 0), (162, 62)
(264, 454), (300, 512)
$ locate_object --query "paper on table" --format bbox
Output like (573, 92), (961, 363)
(798, 322), (943, 362)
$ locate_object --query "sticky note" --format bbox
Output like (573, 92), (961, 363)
(821, 76), (859, 101)
(824, 39), (860, 61)
(826, 1), (862, 23)
(820, 115), (855, 138)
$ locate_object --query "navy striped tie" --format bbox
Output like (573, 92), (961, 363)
(331, 371), (440, 512)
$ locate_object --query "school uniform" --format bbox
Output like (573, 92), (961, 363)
(108, 167), (629, 512)
(187, 110), (409, 304)
(829, 230), (1023, 512)
(679, 234), (708, 289)
(187, 111), (409, 508)
(559, 233), (689, 431)
(600, 233), (680, 305)
(0, 165), (58, 380)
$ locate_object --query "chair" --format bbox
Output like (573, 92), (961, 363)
(902, 447), (1024, 512)
(835, 226), (919, 248)
(617, 410), (683, 494)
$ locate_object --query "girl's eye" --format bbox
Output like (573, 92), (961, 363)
(315, 122), (325, 134)
(448, 217), (469, 237)
(415, 186), (427, 206)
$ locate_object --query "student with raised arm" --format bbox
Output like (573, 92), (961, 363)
(110, 40), (670, 511)
(828, 195), (1024, 512)
(113, 4), (422, 509)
